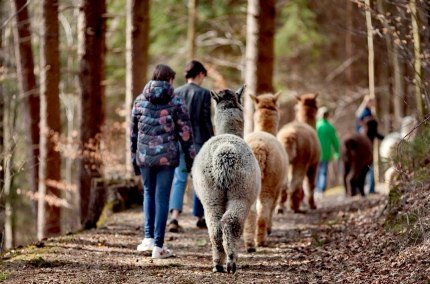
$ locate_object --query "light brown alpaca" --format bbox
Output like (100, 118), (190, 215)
(243, 93), (289, 252)
(276, 93), (320, 213)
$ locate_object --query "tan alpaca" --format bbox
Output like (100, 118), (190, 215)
(276, 93), (321, 213)
(244, 93), (289, 251)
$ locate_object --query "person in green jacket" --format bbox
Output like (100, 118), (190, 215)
(316, 107), (340, 193)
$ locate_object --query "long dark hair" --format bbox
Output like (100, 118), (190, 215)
(152, 64), (176, 82)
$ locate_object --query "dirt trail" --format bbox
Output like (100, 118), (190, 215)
(1, 185), (428, 283)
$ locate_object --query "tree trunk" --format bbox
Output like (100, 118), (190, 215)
(187, 0), (196, 62)
(376, 0), (403, 129)
(364, 0), (379, 184)
(77, 0), (106, 225)
(125, 0), (150, 175)
(345, 0), (353, 95)
(410, 0), (425, 119)
(0, 4), (4, 250)
(38, 0), (62, 239)
(244, 0), (276, 135)
(2, 66), (15, 250)
(10, 0), (40, 196)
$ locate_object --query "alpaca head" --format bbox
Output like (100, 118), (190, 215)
(295, 93), (319, 128)
(361, 116), (384, 142)
(250, 92), (281, 135)
(211, 85), (245, 137)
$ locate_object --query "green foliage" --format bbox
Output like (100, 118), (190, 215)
(0, 272), (8, 282)
(384, 123), (430, 245)
(393, 123), (430, 183)
(275, 0), (324, 59)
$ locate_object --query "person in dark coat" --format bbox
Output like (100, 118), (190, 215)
(168, 60), (214, 232)
(131, 64), (196, 258)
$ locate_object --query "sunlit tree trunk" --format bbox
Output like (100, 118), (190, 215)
(187, 0), (196, 62)
(245, 0), (275, 135)
(38, 0), (61, 239)
(345, 0), (353, 95)
(409, 0), (425, 119)
(365, 0), (380, 183)
(10, 0), (40, 196)
(377, 0), (403, 127)
(125, 0), (149, 175)
(77, 0), (106, 225)
(0, 5), (4, 250)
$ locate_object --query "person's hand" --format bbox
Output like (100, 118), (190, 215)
(132, 159), (140, 176)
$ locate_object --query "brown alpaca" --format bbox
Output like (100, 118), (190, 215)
(276, 93), (320, 213)
(342, 117), (383, 196)
(244, 93), (289, 252)
(295, 93), (319, 129)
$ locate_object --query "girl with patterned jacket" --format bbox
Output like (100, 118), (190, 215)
(131, 64), (195, 259)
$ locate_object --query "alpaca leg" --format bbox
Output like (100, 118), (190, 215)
(221, 199), (249, 274)
(205, 204), (226, 272)
(357, 168), (369, 196)
(243, 202), (257, 253)
(289, 171), (306, 213)
(276, 183), (288, 214)
(306, 164), (318, 210)
(343, 162), (351, 196)
(256, 196), (276, 246)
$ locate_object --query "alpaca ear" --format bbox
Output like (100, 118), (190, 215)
(211, 90), (220, 103)
(294, 94), (301, 101)
(249, 94), (258, 104)
(313, 93), (319, 99)
(236, 84), (246, 103)
(273, 91), (281, 102)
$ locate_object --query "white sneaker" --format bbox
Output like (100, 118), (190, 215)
(137, 238), (154, 252)
(151, 246), (173, 259)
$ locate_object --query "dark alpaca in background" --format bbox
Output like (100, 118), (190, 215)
(342, 117), (384, 196)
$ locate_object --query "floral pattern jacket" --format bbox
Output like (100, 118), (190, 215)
(130, 80), (196, 173)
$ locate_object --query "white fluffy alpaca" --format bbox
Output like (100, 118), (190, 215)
(192, 86), (261, 274)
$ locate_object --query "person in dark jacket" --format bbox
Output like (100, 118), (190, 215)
(355, 95), (383, 194)
(131, 64), (195, 259)
(168, 60), (214, 232)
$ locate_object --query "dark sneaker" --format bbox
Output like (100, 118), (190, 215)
(168, 219), (180, 233)
(196, 218), (207, 229)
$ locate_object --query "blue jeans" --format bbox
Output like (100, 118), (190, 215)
(316, 161), (329, 193)
(140, 167), (175, 248)
(367, 163), (375, 193)
(169, 144), (204, 218)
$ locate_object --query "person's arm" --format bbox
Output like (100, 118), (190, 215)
(331, 125), (340, 160)
(203, 91), (214, 136)
(130, 101), (141, 175)
(175, 98), (196, 172)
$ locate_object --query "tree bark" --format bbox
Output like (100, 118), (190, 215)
(244, 0), (276, 135)
(345, 0), (353, 95)
(187, 0), (196, 62)
(125, 0), (149, 175)
(0, 4), (4, 250)
(77, 0), (106, 225)
(38, 0), (62, 239)
(410, 0), (425, 119)
(10, 0), (40, 196)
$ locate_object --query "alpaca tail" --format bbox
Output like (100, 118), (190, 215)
(212, 143), (239, 187)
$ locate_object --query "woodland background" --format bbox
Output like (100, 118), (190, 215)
(0, 0), (429, 250)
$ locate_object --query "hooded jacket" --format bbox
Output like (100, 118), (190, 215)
(130, 80), (195, 171)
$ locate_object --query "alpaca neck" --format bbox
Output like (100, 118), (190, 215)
(254, 111), (279, 135)
(296, 108), (316, 129)
(215, 109), (244, 138)
(216, 122), (244, 137)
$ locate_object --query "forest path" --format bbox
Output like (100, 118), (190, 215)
(1, 183), (428, 283)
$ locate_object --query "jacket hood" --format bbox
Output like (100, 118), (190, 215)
(143, 80), (174, 104)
